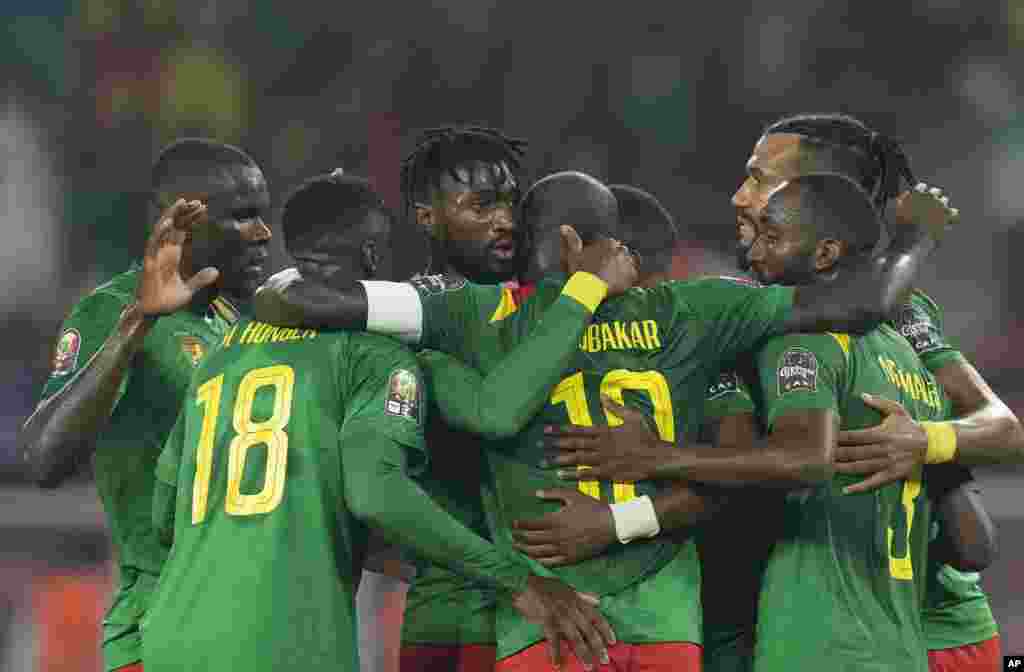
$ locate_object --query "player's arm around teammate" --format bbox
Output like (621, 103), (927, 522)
(20, 200), (217, 487)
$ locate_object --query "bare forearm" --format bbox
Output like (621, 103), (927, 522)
(20, 306), (151, 487)
(657, 441), (833, 490)
(254, 276), (369, 330)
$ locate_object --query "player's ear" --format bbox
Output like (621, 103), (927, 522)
(559, 225), (584, 273)
(361, 239), (380, 279)
(815, 238), (842, 273)
(414, 203), (434, 236)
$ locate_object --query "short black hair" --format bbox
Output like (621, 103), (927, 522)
(151, 138), (256, 205)
(764, 113), (914, 212)
(766, 173), (880, 255)
(521, 171), (619, 245)
(608, 184), (678, 277)
(400, 125), (527, 215)
(281, 172), (388, 255)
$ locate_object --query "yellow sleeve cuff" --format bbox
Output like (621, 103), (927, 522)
(920, 421), (958, 464)
(562, 272), (608, 314)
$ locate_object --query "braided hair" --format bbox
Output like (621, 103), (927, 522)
(399, 125), (527, 273)
(763, 114), (915, 212)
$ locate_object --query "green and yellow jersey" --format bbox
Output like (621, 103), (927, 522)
(752, 326), (951, 672)
(36, 265), (238, 672)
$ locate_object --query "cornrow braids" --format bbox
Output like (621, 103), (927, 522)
(764, 114), (915, 212)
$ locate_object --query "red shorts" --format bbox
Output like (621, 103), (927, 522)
(928, 635), (1001, 672)
(400, 644), (496, 672)
(496, 641), (701, 672)
(113, 666), (144, 672)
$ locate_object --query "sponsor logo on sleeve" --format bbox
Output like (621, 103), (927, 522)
(51, 329), (82, 377)
(409, 274), (467, 295)
(891, 305), (942, 354)
(777, 348), (818, 394)
(707, 372), (741, 400)
(385, 369), (421, 422)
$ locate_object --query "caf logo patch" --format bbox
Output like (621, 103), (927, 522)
(385, 368), (420, 422)
(707, 372), (741, 400)
(179, 335), (206, 367)
(51, 329), (81, 377)
(892, 305), (941, 355)
(778, 347), (818, 394)
(410, 274), (467, 296)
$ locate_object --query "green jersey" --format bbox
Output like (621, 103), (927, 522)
(753, 326), (951, 672)
(400, 352), (497, 646)
(143, 320), (432, 671)
(889, 291), (998, 649)
(416, 274), (797, 658)
(36, 265), (238, 672)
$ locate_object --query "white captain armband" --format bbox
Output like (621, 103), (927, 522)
(609, 495), (661, 544)
(360, 281), (424, 345)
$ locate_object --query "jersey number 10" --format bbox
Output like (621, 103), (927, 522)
(550, 369), (675, 504)
(191, 365), (295, 524)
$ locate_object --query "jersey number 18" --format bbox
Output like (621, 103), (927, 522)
(191, 365), (295, 524)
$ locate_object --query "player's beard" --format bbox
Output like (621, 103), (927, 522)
(735, 240), (753, 272)
(443, 236), (520, 284)
(754, 249), (818, 287)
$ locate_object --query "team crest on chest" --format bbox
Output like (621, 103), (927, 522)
(51, 329), (81, 377)
(179, 335), (206, 367)
(385, 369), (421, 422)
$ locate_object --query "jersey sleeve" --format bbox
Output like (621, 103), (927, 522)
(38, 290), (133, 404)
(419, 273), (606, 440)
(678, 278), (796, 369)
(153, 408), (186, 546)
(703, 371), (756, 421)
(408, 274), (504, 353)
(755, 333), (847, 430)
(889, 290), (963, 372)
(342, 334), (428, 472)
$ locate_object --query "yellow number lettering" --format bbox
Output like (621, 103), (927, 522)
(887, 470), (922, 580)
(551, 373), (600, 499)
(191, 365), (295, 523)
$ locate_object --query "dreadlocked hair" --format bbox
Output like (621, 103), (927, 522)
(399, 125), (527, 220)
(764, 113), (915, 212)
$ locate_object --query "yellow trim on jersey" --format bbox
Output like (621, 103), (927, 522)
(828, 332), (851, 359)
(489, 288), (519, 323)
(562, 272), (608, 314)
(212, 296), (240, 323)
(921, 421), (958, 464)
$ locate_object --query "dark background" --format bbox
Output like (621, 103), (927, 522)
(1, 1), (1022, 669)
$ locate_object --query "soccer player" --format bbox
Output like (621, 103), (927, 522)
(254, 165), (953, 671)
(607, 184), (679, 287)
(142, 173), (617, 672)
(547, 174), (956, 670)
(19, 138), (272, 672)
(732, 113), (1020, 670)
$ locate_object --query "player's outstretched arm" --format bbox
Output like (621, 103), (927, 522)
(785, 186), (956, 335)
(20, 201), (215, 487)
(929, 466), (998, 572)
(341, 426), (614, 668)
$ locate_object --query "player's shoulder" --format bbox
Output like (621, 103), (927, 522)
(346, 330), (418, 361)
(67, 267), (140, 319)
(760, 330), (849, 366)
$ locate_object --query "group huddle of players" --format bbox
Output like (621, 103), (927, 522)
(18, 114), (1021, 672)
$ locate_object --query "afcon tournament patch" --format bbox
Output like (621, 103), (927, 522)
(777, 348), (818, 394)
(409, 273), (467, 295)
(707, 372), (741, 401)
(891, 305), (942, 354)
(385, 369), (421, 422)
(179, 335), (207, 367)
(51, 329), (81, 377)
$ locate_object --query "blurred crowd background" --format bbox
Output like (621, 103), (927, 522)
(2, 0), (1023, 669)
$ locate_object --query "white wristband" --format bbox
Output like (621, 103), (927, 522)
(360, 281), (424, 344)
(609, 495), (661, 544)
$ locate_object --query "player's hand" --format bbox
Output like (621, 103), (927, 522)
(136, 199), (219, 317)
(543, 396), (666, 483)
(835, 393), (927, 494)
(512, 575), (615, 671)
(563, 226), (638, 296)
(252, 268), (307, 327)
(887, 182), (959, 245)
(511, 489), (617, 567)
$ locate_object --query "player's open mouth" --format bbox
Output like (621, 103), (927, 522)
(492, 239), (517, 260)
